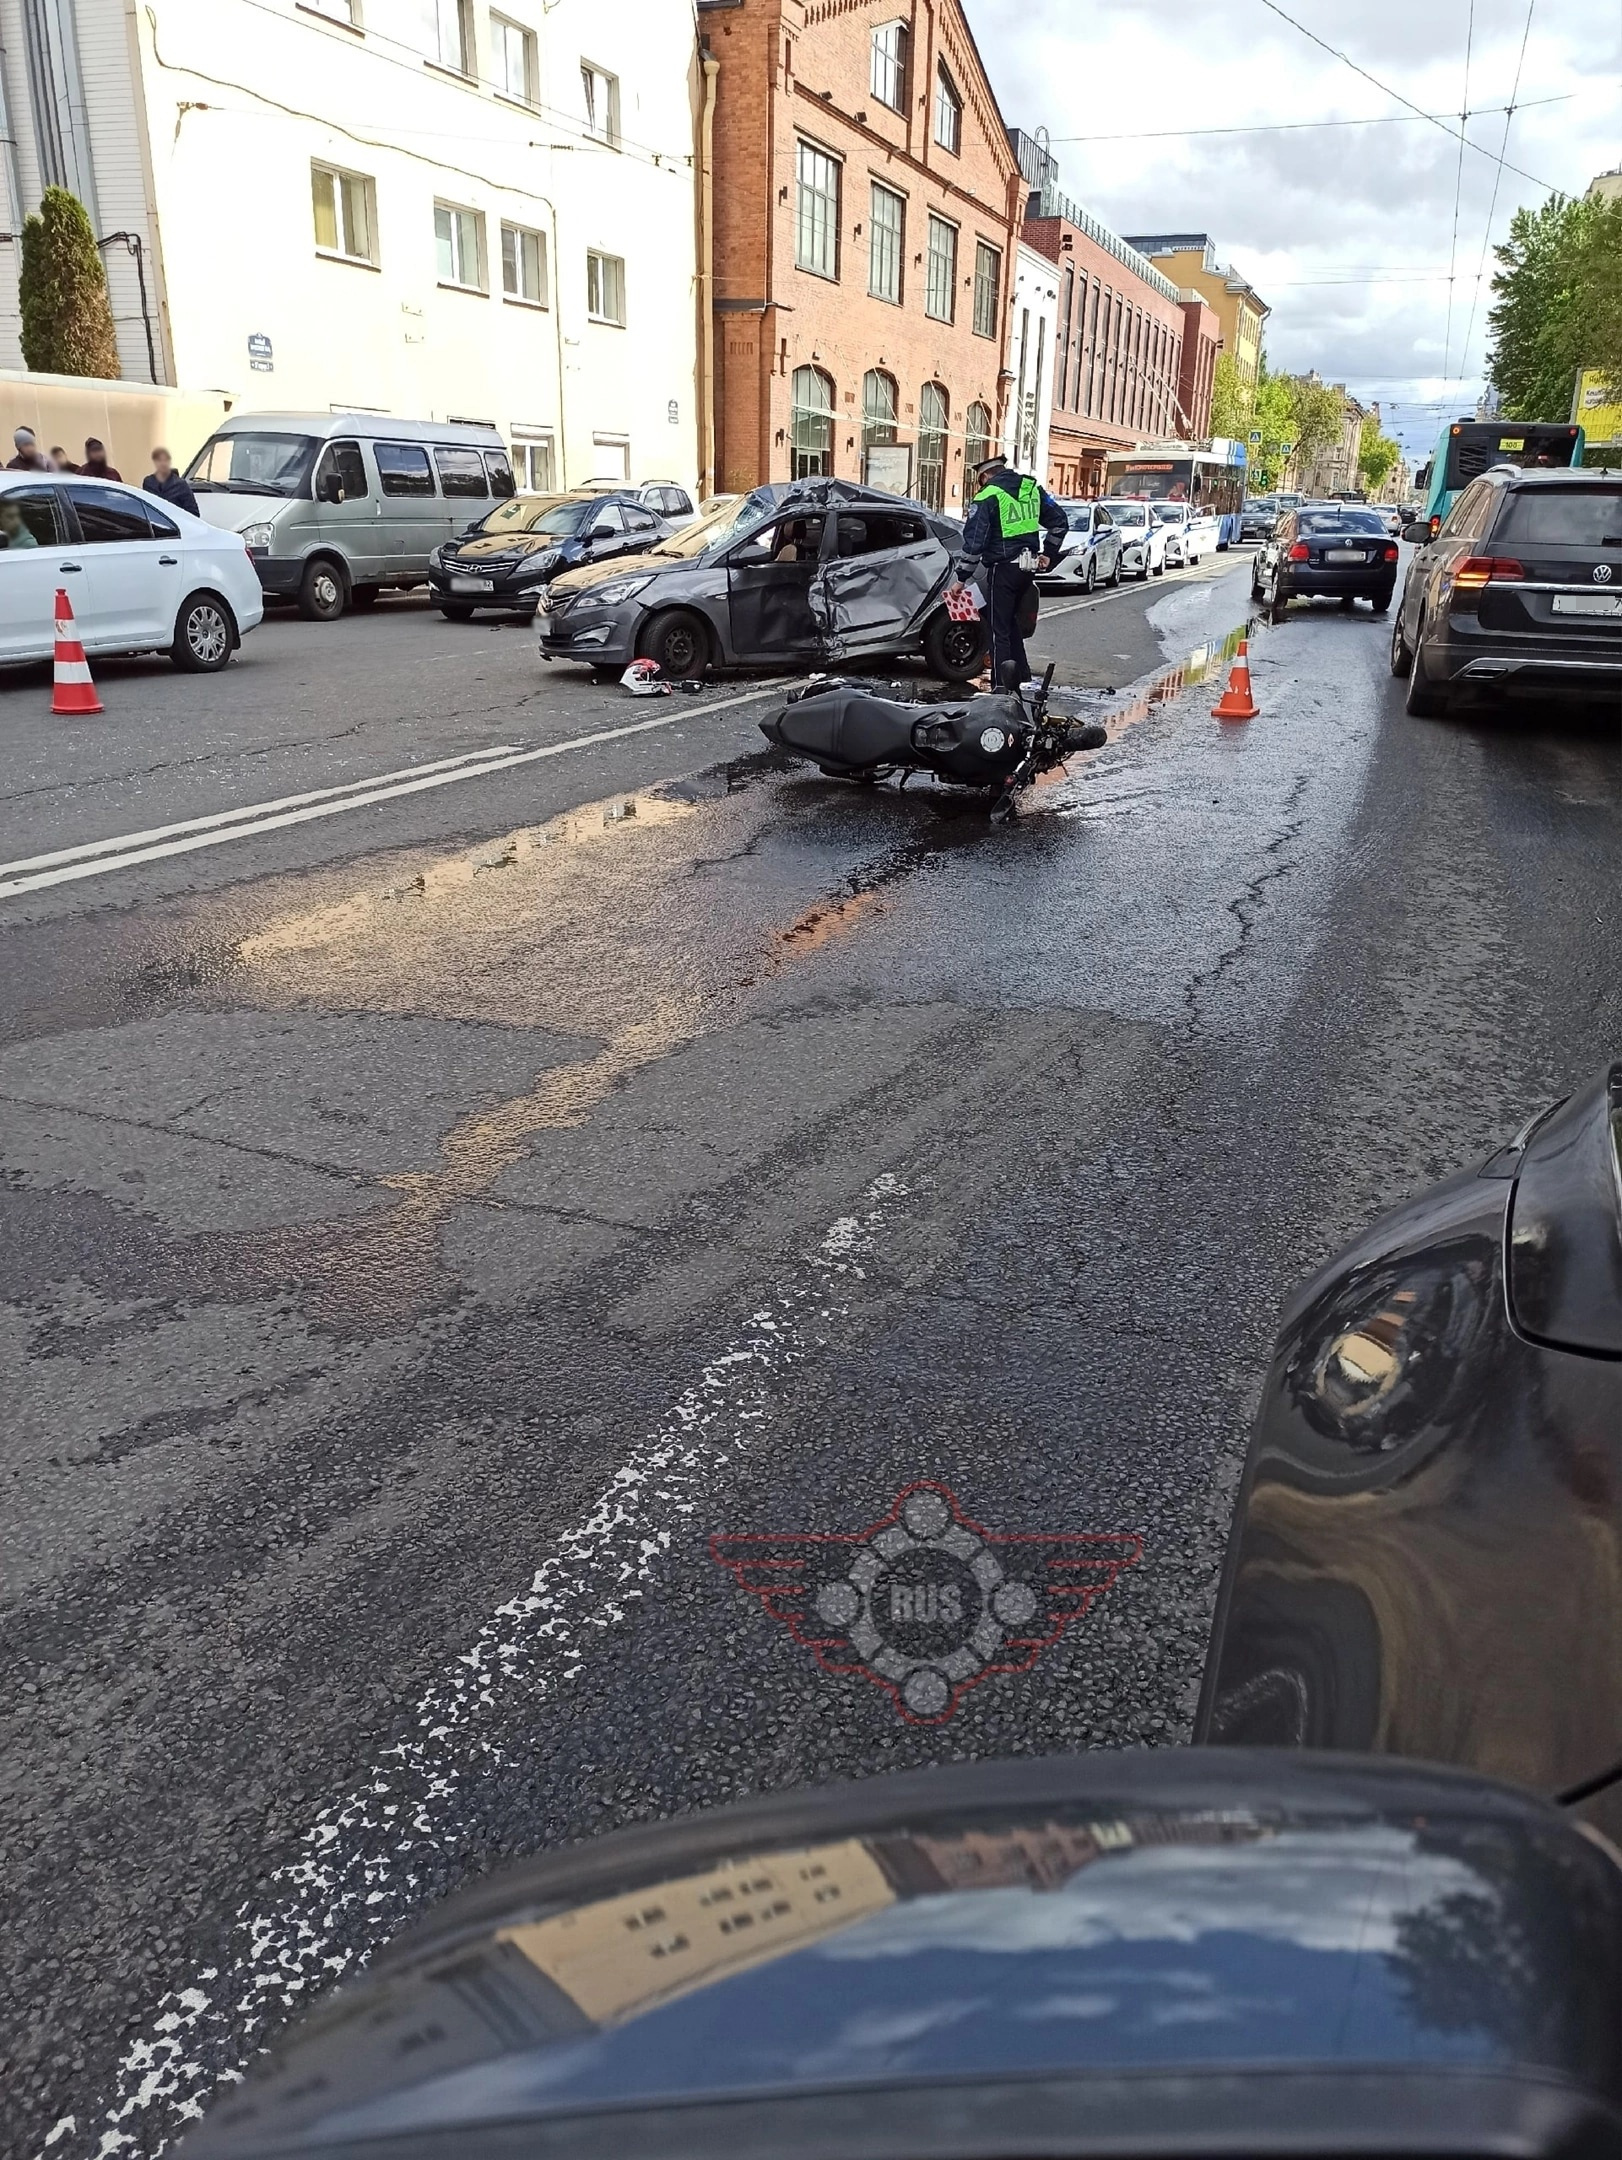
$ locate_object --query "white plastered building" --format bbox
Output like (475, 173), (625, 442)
(1001, 241), (1057, 481)
(0, 0), (702, 488)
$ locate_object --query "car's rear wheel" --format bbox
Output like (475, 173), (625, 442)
(636, 607), (710, 679)
(1108, 552), (1121, 588)
(297, 556), (348, 622)
(1404, 612), (1449, 716)
(1370, 583), (1394, 615)
(438, 603), (476, 622)
(170, 592), (237, 673)
(922, 607), (987, 682)
(1389, 610), (1413, 675)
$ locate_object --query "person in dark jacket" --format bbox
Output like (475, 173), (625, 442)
(80, 438), (121, 481)
(6, 426), (47, 470)
(958, 454), (1068, 688)
(143, 446), (199, 518)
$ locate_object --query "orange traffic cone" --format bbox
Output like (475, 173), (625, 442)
(52, 587), (102, 716)
(1211, 638), (1257, 722)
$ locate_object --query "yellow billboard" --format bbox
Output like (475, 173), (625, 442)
(1572, 369), (1622, 448)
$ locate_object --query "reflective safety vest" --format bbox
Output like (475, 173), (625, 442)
(976, 474), (1042, 539)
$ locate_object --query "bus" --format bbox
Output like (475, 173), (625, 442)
(1102, 439), (1247, 548)
(1417, 418), (1585, 533)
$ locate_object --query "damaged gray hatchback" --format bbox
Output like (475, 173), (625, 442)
(534, 478), (988, 682)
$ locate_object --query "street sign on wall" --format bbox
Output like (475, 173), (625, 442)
(247, 332), (273, 374)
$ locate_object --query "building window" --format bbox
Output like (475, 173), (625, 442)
(870, 20), (906, 111)
(586, 250), (626, 324)
(795, 140), (840, 280)
(964, 399), (991, 474)
(971, 239), (1000, 339)
(591, 433), (630, 479)
(861, 368), (898, 461)
(1083, 277), (1100, 413)
(435, 202), (484, 289)
(1056, 265), (1074, 408)
(501, 222), (548, 306)
(790, 365), (834, 479)
(312, 163), (376, 264)
(933, 64), (961, 154)
(513, 432), (555, 491)
(581, 61), (620, 147)
(492, 15), (537, 103)
(924, 214), (956, 323)
(917, 382), (948, 510)
(432, 0), (470, 72)
(868, 181), (903, 304)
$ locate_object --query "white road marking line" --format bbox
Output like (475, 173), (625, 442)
(52, 1173), (909, 2160)
(0, 682), (789, 903)
(0, 746), (528, 878)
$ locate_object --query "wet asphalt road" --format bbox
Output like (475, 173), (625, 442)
(4, 556), (1620, 2155)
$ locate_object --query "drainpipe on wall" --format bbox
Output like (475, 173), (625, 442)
(697, 42), (719, 499)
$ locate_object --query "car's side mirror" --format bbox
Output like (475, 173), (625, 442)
(588, 524), (616, 543)
(1401, 522), (1431, 544)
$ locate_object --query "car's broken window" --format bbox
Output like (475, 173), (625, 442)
(834, 512), (926, 557)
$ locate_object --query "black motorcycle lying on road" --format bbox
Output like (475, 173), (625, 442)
(760, 662), (1108, 822)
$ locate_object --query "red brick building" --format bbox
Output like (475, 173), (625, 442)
(1010, 133), (1218, 497)
(700, 0), (1022, 510)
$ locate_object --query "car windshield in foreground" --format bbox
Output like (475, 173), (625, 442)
(1298, 511), (1386, 535)
(477, 494), (578, 536)
(1494, 488), (1622, 547)
(185, 432), (317, 495)
(651, 495), (763, 559)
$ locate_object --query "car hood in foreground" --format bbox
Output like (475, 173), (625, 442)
(185, 1750), (1622, 2157)
(549, 549), (684, 599)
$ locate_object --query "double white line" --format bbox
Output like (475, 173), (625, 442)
(0, 684), (785, 902)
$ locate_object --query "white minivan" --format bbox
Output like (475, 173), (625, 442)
(0, 469), (264, 671)
(183, 413), (516, 621)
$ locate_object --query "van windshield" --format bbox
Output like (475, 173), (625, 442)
(186, 433), (318, 496)
(477, 494), (583, 536)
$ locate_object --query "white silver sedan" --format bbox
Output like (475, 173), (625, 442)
(0, 470), (265, 670)
(1105, 499), (1171, 581)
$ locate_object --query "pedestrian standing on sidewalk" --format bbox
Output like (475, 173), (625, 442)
(6, 426), (48, 470)
(80, 438), (121, 481)
(958, 453), (1068, 690)
(143, 446), (199, 518)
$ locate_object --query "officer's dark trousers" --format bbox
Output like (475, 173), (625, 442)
(987, 561), (1037, 684)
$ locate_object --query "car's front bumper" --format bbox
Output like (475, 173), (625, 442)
(536, 598), (641, 665)
(250, 554), (302, 598)
(428, 568), (548, 612)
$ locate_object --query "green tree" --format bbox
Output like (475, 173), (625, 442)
(1247, 361), (1297, 489)
(1357, 412), (1401, 495)
(1486, 191), (1622, 420)
(1209, 351), (1253, 441)
(18, 188), (120, 379)
(1283, 373), (1345, 470)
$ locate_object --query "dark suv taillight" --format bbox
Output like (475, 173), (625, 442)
(1453, 555), (1525, 590)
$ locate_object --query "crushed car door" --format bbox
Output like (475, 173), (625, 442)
(810, 509), (945, 658)
(725, 514), (825, 662)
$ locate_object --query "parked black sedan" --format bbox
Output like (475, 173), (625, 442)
(537, 478), (986, 682)
(1251, 504), (1400, 611)
(184, 1747), (1622, 2159)
(1391, 468), (1622, 716)
(428, 490), (672, 621)
(1201, 1063), (1622, 1834)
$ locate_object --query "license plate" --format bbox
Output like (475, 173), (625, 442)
(1325, 549), (1368, 563)
(451, 575), (494, 594)
(1552, 592), (1622, 618)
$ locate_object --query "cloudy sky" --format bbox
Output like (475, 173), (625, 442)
(962, 0), (1622, 461)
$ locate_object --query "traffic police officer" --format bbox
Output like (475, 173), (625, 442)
(959, 454), (1069, 686)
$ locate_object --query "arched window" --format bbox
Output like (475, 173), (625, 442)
(964, 400), (991, 475)
(790, 365), (835, 479)
(917, 381), (948, 510)
(861, 369), (898, 483)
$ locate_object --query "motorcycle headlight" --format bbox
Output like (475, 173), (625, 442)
(978, 725), (1008, 753)
(241, 523), (275, 550)
(585, 575), (652, 608)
